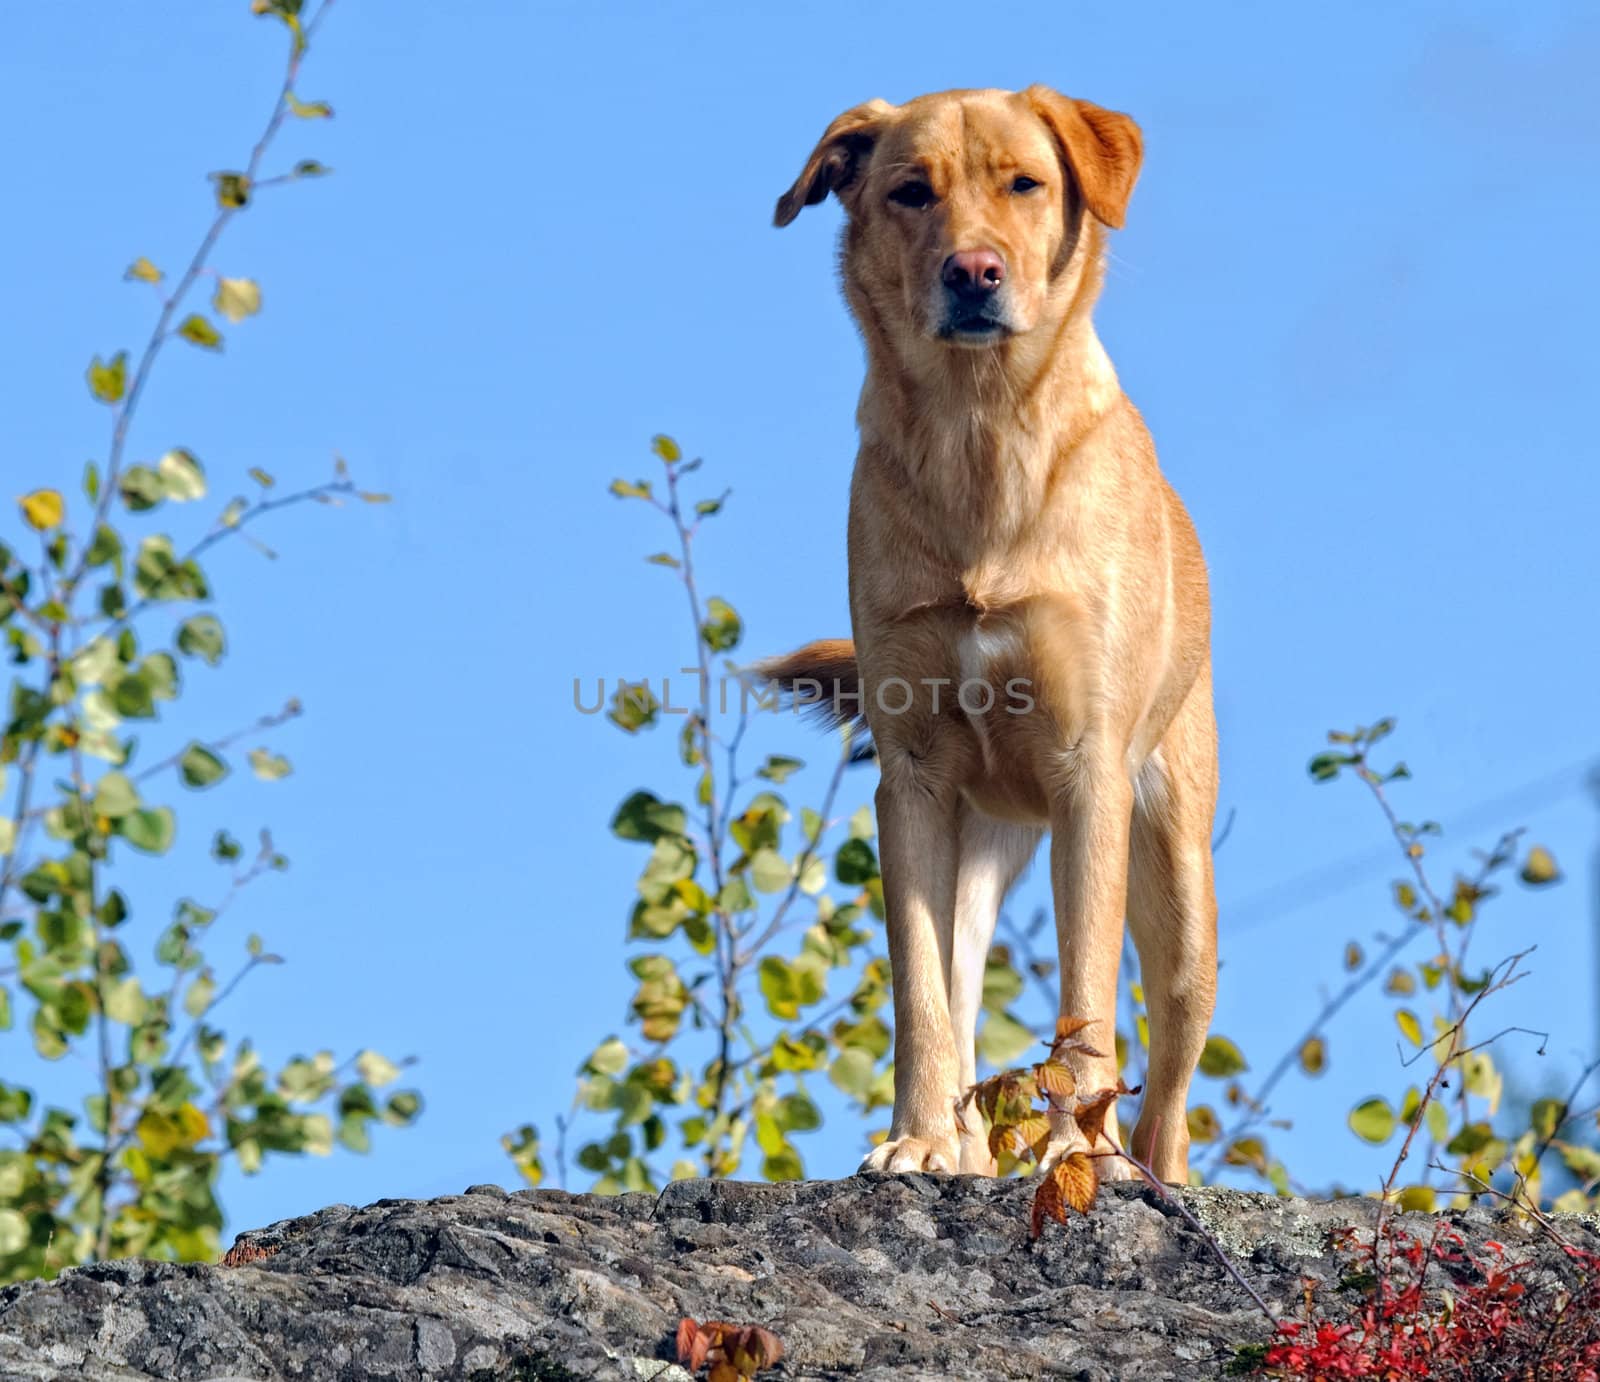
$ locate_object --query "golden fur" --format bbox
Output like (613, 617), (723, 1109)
(763, 86), (1218, 1183)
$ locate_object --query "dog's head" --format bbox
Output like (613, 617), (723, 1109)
(776, 87), (1141, 351)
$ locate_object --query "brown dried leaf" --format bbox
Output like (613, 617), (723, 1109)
(1031, 1175), (1064, 1238)
(1034, 1060), (1076, 1101)
(1075, 1087), (1121, 1150)
(1053, 1151), (1099, 1215)
(1054, 1015), (1095, 1044)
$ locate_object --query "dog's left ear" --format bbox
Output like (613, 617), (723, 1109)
(774, 99), (897, 228)
(1023, 86), (1143, 230)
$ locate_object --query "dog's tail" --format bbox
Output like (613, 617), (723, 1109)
(752, 638), (874, 758)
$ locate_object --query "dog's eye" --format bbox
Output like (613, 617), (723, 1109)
(1011, 175), (1042, 194)
(888, 180), (935, 209)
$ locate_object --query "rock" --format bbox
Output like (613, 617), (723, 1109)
(0, 1176), (1593, 1380)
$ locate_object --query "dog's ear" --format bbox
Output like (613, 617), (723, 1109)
(1023, 86), (1143, 230)
(774, 99), (897, 228)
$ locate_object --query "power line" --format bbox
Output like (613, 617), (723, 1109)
(1221, 755), (1596, 936)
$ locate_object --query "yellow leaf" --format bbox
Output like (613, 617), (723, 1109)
(124, 256), (163, 284)
(1395, 1185), (1435, 1213)
(1187, 1104), (1221, 1143)
(177, 1102), (210, 1146)
(1010, 1114), (1050, 1157)
(357, 491), (392, 504)
(285, 91), (334, 118)
(1299, 1035), (1327, 1076)
(177, 315), (223, 350)
(18, 489), (63, 530)
(1520, 846), (1561, 886)
(651, 434), (682, 463)
(1396, 1009), (1423, 1047)
(87, 351), (128, 404)
(1053, 1151), (1098, 1214)
(213, 277), (262, 323)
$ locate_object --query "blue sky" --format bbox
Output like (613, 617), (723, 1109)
(3, 1), (1598, 1233)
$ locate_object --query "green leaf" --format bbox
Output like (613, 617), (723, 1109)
(749, 847), (793, 894)
(586, 1038), (629, 1076)
(699, 597), (742, 653)
(829, 1046), (875, 1098)
(157, 448), (207, 501)
(1530, 1098), (1565, 1141)
(183, 971), (216, 1019)
(122, 807), (176, 855)
(213, 277), (262, 323)
(607, 679), (660, 733)
(651, 435), (681, 463)
(93, 771), (141, 819)
(756, 755), (805, 784)
(176, 614), (226, 666)
(1348, 1097), (1397, 1144)
(292, 158), (331, 178)
(976, 1010), (1034, 1066)
(762, 1145), (803, 1182)
(1425, 1098), (1449, 1145)
(104, 976), (147, 1026)
(835, 838), (879, 886)
(1198, 1034), (1248, 1078)
(177, 315), (223, 350)
(87, 351), (128, 404)
(1307, 751), (1353, 783)
(608, 478), (652, 500)
(179, 743), (229, 789)
(0, 1209), (28, 1256)
(248, 748), (292, 781)
(611, 790), (685, 843)
(356, 1050), (401, 1088)
(118, 465), (165, 511)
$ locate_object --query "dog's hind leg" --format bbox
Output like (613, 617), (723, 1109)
(948, 805), (1043, 1174)
(1126, 663), (1219, 1184)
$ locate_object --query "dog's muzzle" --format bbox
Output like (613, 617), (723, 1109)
(938, 248), (1011, 341)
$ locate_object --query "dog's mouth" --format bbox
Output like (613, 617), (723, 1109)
(940, 314), (1011, 345)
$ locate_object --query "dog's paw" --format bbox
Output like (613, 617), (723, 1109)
(859, 1135), (959, 1174)
(957, 1133), (998, 1177)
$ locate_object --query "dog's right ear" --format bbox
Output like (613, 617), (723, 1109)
(774, 99), (897, 228)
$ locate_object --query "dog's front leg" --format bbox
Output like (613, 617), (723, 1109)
(1042, 744), (1134, 1172)
(860, 753), (963, 1174)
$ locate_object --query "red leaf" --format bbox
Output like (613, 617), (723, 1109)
(677, 1318), (709, 1372)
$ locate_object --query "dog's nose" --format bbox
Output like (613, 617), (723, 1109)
(942, 249), (1006, 297)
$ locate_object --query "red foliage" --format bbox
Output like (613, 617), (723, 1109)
(1256, 1221), (1600, 1380)
(676, 1317), (784, 1381)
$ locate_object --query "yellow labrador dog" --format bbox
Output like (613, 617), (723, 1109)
(761, 86), (1217, 1184)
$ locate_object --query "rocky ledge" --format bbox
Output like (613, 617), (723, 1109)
(1, 1175), (1594, 1381)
